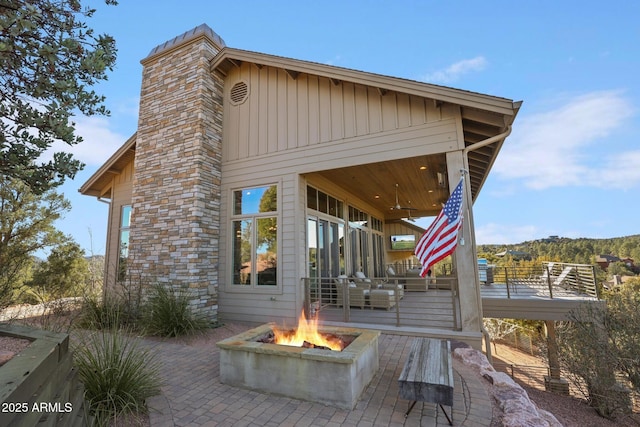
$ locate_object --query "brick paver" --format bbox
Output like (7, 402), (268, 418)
(143, 333), (493, 426)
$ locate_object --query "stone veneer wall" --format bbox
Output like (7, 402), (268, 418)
(128, 26), (225, 320)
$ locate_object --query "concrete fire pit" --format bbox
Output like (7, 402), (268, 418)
(217, 323), (379, 409)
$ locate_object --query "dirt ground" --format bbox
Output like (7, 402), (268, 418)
(490, 342), (639, 427)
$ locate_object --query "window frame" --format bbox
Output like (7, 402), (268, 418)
(229, 183), (280, 292)
(117, 204), (132, 282)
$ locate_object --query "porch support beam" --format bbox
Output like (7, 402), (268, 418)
(446, 150), (483, 340)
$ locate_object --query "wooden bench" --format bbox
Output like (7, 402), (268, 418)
(398, 338), (454, 425)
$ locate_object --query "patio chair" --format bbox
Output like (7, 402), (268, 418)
(334, 276), (370, 309)
(404, 268), (429, 292)
(354, 271), (403, 298)
(380, 282), (404, 299)
(369, 289), (396, 310)
(553, 266), (574, 287)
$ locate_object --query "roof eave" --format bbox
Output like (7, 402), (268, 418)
(79, 133), (137, 197)
(211, 47), (519, 117)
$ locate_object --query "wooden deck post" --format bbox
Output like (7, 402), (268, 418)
(544, 320), (569, 394)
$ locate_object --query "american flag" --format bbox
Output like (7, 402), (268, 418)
(414, 177), (465, 278)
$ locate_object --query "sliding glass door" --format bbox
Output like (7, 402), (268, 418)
(308, 217), (344, 280)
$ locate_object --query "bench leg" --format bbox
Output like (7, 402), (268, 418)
(439, 404), (453, 426)
(404, 400), (417, 417)
(405, 401), (452, 425)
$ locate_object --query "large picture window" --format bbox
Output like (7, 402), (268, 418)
(231, 185), (278, 287)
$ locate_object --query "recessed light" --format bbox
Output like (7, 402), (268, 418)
(419, 166), (427, 170)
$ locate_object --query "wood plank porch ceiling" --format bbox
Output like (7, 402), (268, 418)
(313, 110), (507, 221)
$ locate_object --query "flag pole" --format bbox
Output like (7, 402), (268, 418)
(458, 169), (468, 246)
(414, 173), (466, 278)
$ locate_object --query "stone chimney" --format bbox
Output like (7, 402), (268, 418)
(129, 25), (225, 320)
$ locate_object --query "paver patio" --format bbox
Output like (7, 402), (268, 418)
(142, 329), (494, 426)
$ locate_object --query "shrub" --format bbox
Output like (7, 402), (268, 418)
(142, 284), (209, 337)
(78, 295), (129, 330)
(74, 329), (162, 425)
(557, 300), (635, 420)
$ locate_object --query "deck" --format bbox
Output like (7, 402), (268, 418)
(481, 281), (603, 321)
(308, 264), (603, 341)
(317, 289), (459, 330)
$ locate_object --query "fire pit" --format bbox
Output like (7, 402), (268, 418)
(217, 315), (379, 409)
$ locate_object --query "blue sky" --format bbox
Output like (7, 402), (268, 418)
(50, 1), (640, 255)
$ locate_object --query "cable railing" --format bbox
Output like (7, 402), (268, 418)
(492, 361), (551, 389)
(301, 275), (460, 330)
(489, 262), (599, 300)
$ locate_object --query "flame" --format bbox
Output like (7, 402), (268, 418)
(272, 311), (343, 351)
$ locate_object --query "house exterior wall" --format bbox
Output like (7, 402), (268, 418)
(127, 32), (224, 319)
(216, 63), (466, 324)
(222, 62), (456, 163)
(88, 24), (498, 335)
(104, 160), (134, 287)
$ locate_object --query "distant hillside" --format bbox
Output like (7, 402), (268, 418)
(478, 235), (640, 266)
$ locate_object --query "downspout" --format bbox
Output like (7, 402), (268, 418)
(462, 125), (511, 361)
(463, 126), (512, 155)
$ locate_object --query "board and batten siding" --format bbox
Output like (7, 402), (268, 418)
(222, 63), (458, 163)
(105, 160), (134, 289)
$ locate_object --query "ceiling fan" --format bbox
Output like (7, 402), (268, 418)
(391, 183), (417, 211)
(405, 203), (417, 222)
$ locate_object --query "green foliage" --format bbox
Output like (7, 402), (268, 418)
(78, 294), (133, 330)
(74, 328), (162, 425)
(607, 261), (634, 277)
(0, 0), (117, 193)
(142, 284), (210, 337)
(602, 279), (640, 390)
(479, 235), (640, 274)
(26, 240), (89, 300)
(556, 281), (640, 419)
(0, 177), (70, 308)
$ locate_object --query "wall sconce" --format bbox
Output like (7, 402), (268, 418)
(437, 172), (446, 188)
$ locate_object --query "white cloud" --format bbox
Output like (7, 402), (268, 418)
(597, 150), (640, 189)
(44, 115), (127, 167)
(421, 56), (487, 84)
(494, 90), (635, 190)
(475, 223), (540, 245)
(113, 96), (140, 118)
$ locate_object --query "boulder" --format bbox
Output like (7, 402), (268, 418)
(453, 347), (563, 427)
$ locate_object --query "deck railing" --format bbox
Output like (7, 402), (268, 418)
(301, 276), (460, 330)
(490, 262), (599, 300)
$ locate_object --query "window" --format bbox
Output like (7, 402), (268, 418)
(118, 205), (132, 282)
(371, 216), (385, 277)
(307, 186), (343, 219)
(306, 186), (385, 278)
(307, 186), (345, 280)
(348, 206), (369, 274)
(231, 185), (278, 287)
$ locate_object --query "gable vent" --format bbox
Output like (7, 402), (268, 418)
(229, 81), (249, 105)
